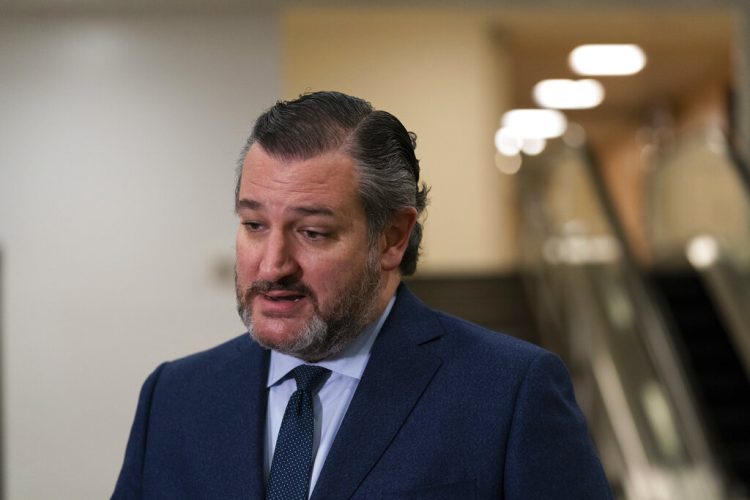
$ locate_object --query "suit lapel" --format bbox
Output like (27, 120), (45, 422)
(221, 336), (269, 498)
(311, 286), (444, 500)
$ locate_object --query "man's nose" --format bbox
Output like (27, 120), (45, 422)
(258, 231), (299, 282)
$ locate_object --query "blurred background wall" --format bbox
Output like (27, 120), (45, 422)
(0, 9), (279, 499)
(285, 9), (515, 273)
(1, 2), (749, 499)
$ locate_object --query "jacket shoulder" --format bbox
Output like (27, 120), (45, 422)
(149, 333), (262, 395)
(395, 284), (552, 374)
(163, 333), (253, 369)
(433, 309), (544, 358)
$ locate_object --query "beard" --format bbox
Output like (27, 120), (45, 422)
(236, 250), (383, 362)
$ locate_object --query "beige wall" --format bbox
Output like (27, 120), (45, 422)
(284, 8), (517, 274)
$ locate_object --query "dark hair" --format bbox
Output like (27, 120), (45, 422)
(236, 91), (429, 276)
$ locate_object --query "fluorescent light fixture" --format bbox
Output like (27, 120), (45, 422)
(533, 79), (604, 109)
(569, 44), (646, 76)
(521, 137), (546, 156)
(494, 127), (522, 156)
(501, 109), (567, 139)
(495, 126), (547, 156)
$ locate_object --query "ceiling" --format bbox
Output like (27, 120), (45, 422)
(494, 9), (734, 148)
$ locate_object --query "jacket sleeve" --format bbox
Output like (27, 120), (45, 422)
(503, 352), (613, 499)
(111, 363), (167, 500)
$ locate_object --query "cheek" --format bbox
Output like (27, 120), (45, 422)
(235, 241), (257, 282)
(304, 253), (363, 295)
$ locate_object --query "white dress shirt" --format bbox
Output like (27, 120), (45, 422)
(264, 295), (396, 496)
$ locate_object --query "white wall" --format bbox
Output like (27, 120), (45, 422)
(0, 11), (280, 499)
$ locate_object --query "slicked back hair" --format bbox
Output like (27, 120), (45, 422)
(236, 91), (429, 276)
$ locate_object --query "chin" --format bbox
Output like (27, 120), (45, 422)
(251, 320), (303, 347)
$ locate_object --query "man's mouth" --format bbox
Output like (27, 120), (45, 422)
(262, 292), (306, 302)
(245, 281), (314, 310)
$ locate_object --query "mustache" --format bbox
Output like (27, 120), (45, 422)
(245, 279), (314, 298)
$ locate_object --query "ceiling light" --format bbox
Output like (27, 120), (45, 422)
(533, 79), (605, 109)
(521, 137), (546, 156)
(569, 44), (646, 76)
(501, 109), (567, 139)
(494, 127), (522, 156)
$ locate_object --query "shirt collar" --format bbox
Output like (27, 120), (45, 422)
(267, 294), (396, 388)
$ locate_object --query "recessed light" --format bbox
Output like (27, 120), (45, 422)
(569, 44), (646, 76)
(533, 79), (604, 109)
(494, 127), (522, 156)
(501, 109), (568, 139)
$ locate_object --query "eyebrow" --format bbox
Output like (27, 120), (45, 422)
(236, 199), (336, 217)
(236, 199), (261, 212)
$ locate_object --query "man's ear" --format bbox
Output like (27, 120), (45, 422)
(379, 207), (418, 272)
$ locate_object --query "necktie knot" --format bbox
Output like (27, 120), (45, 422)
(291, 365), (330, 393)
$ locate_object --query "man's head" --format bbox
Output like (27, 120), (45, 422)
(234, 91), (429, 361)
(236, 91), (428, 275)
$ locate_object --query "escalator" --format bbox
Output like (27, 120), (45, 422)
(517, 127), (750, 499)
(644, 128), (750, 497)
(650, 269), (750, 493)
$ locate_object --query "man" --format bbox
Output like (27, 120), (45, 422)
(113, 91), (612, 499)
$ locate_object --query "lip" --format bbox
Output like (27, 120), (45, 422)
(264, 290), (305, 299)
(255, 292), (309, 316)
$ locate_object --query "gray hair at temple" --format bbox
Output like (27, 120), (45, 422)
(235, 91), (429, 276)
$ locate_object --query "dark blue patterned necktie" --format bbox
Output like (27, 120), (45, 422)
(267, 365), (330, 500)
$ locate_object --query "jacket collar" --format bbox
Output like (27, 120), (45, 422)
(311, 283), (445, 499)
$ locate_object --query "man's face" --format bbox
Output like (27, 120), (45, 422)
(235, 144), (385, 361)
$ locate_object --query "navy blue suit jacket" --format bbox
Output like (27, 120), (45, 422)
(113, 285), (612, 499)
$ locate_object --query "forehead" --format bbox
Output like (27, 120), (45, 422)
(239, 144), (361, 209)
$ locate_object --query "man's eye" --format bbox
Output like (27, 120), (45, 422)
(301, 230), (328, 240)
(242, 221), (263, 231)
